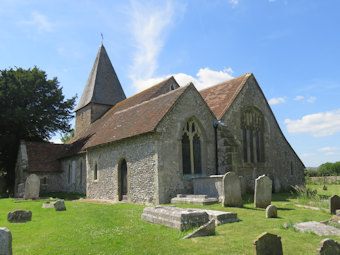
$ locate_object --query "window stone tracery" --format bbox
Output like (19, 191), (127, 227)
(182, 119), (202, 174)
(241, 107), (265, 163)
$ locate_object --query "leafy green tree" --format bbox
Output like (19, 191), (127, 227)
(61, 129), (75, 143)
(0, 67), (76, 191)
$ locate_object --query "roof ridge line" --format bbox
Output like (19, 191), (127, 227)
(199, 73), (251, 92)
(114, 83), (189, 115)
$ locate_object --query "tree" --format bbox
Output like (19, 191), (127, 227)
(0, 67), (76, 191)
(61, 129), (75, 143)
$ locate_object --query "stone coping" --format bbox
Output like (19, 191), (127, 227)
(192, 175), (224, 180)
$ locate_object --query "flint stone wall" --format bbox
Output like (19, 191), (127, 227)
(219, 75), (305, 192)
(156, 86), (216, 204)
(86, 134), (157, 204)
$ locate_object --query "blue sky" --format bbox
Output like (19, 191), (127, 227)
(1, 0), (340, 167)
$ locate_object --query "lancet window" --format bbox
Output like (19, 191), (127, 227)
(182, 119), (202, 175)
(241, 107), (265, 163)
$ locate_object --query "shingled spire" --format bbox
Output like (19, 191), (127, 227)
(75, 45), (126, 111)
(75, 45), (126, 135)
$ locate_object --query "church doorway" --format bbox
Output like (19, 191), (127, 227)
(118, 159), (128, 201)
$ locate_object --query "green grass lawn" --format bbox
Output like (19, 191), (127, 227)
(0, 185), (339, 254)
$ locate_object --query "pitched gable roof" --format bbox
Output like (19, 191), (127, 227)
(200, 73), (251, 119)
(66, 77), (186, 154)
(25, 141), (67, 172)
(75, 45), (126, 111)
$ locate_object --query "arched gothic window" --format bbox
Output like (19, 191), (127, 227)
(241, 107), (265, 163)
(182, 119), (202, 174)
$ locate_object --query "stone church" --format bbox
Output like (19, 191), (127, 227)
(14, 45), (305, 204)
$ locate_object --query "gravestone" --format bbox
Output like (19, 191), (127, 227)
(239, 176), (246, 195)
(7, 210), (32, 223)
(253, 232), (283, 255)
(254, 175), (272, 208)
(54, 200), (66, 211)
(0, 227), (12, 255)
(330, 195), (340, 214)
(266, 205), (277, 218)
(222, 172), (243, 207)
(24, 174), (40, 200)
(317, 238), (340, 255)
(182, 219), (215, 239)
(17, 183), (25, 198)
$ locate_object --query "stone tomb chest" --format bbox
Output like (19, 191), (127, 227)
(141, 206), (209, 231)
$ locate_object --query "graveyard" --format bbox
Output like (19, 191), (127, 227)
(0, 182), (340, 254)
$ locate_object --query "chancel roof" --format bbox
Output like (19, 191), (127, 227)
(75, 45), (126, 111)
(200, 73), (252, 120)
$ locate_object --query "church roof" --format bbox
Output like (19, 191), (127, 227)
(75, 45), (126, 111)
(25, 141), (66, 172)
(200, 73), (252, 120)
(65, 77), (185, 155)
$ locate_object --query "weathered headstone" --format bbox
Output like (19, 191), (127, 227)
(17, 183), (25, 198)
(182, 219), (215, 239)
(317, 238), (340, 255)
(222, 172), (243, 207)
(0, 227), (12, 255)
(274, 177), (281, 193)
(254, 175), (272, 208)
(239, 176), (246, 195)
(266, 205), (277, 218)
(7, 210), (32, 223)
(253, 232), (283, 255)
(330, 195), (340, 214)
(24, 174), (40, 200)
(54, 200), (66, 211)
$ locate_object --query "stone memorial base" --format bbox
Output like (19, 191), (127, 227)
(141, 206), (238, 231)
(171, 194), (218, 206)
(141, 206), (210, 231)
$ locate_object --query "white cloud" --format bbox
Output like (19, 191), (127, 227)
(325, 151), (340, 156)
(129, 0), (184, 91)
(22, 11), (52, 32)
(307, 96), (317, 103)
(294, 95), (304, 101)
(49, 138), (62, 144)
(229, 0), (239, 7)
(318, 147), (340, 152)
(134, 67), (234, 92)
(300, 153), (315, 158)
(285, 109), (340, 137)
(268, 97), (286, 105)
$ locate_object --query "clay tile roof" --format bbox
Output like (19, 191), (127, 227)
(200, 73), (252, 120)
(67, 79), (188, 154)
(26, 141), (68, 172)
(75, 45), (126, 111)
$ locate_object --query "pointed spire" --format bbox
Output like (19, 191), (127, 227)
(75, 45), (126, 111)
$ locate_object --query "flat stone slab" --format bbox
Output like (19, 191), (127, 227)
(42, 202), (55, 208)
(171, 194), (218, 205)
(192, 209), (238, 226)
(183, 219), (215, 239)
(142, 206), (210, 231)
(294, 221), (340, 236)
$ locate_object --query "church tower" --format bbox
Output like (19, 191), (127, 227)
(75, 45), (126, 135)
